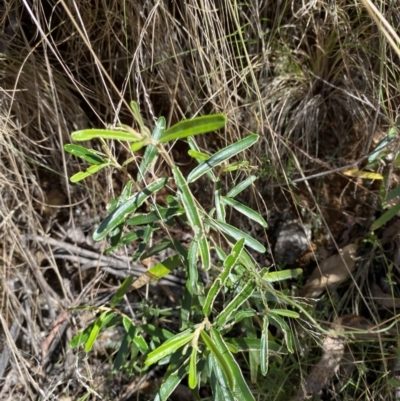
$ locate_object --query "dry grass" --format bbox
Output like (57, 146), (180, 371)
(1, 0), (400, 400)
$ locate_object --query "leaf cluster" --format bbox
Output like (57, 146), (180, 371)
(65, 102), (303, 400)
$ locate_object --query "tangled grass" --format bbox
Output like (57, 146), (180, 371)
(1, 0), (400, 400)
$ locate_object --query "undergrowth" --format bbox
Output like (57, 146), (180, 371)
(1, 1), (400, 400)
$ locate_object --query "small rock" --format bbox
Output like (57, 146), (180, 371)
(274, 220), (310, 264)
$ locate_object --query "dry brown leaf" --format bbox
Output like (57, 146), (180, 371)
(300, 243), (358, 298)
(293, 315), (377, 401)
(370, 282), (400, 309)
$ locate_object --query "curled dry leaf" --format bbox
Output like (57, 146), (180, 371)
(300, 243), (358, 298)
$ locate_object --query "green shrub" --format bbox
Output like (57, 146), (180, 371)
(65, 102), (304, 400)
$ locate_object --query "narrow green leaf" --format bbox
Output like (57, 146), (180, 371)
(64, 144), (105, 165)
(69, 325), (94, 349)
(225, 337), (281, 353)
(93, 177), (168, 241)
(187, 134), (259, 183)
(107, 181), (133, 213)
(208, 219), (266, 253)
(85, 311), (115, 352)
(272, 309), (299, 318)
(133, 334), (149, 354)
(112, 227), (158, 250)
(129, 140), (146, 152)
(137, 117), (165, 181)
(188, 347), (198, 389)
(260, 316), (269, 376)
(201, 330), (235, 389)
(202, 280), (221, 317)
(70, 162), (110, 182)
(159, 114), (226, 143)
(187, 240), (199, 295)
(130, 101), (145, 131)
(210, 329), (256, 401)
(130, 254), (182, 290)
(215, 184), (226, 222)
(222, 196), (267, 227)
(187, 136), (217, 182)
(385, 185), (400, 202)
(209, 354), (236, 401)
(215, 282), (254, 327)
(113, 332), (131, 371)
(198, 236), (210, 270)
(371, 201), (400, 231)
(242, 317), (259, 384)
(227, 175), (257, 198)
(142, 324), (173, 342)
(145, 329), (194, 366)
(139, 238), (174, 260)
(110, 275), (134, 308)
(127, 206), (184, 226)
(234, 309), (257, 322)
(368, 130), (397, 163)
(263, 268), (303, 283)
(269, 313), (294, 353)
(223, 161), (249, 172)
(203, 239), (245, 316)
(188, 149), (210, 161)
(173, 166), (204, 239)
(154, 362), (189, 401)
(71, 128), (143, 142)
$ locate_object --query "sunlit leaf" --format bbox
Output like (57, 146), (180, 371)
(70, 162), (110, 182)
(173, 166), (204, 239)
(93, 177), (168, 241)
(154, 362), (189, 401)
(260, 316), (269, 376)
(222, 196), (267, 227)
(215, 183), (226, 222)
(71, 128), (143, 142)
(343, 169), (383, 180)
(188, 346), (198, 389)
(209, 354), (236, 401)
(145, 329), (194, 366)
(130, 101), (145, 131)
(263, 268), (303, 283)
(371, 201), (400, 231)
(188, 149), (210, 161)
(214, 282), (254, 327)
(223, 161), (249, 172)
(201, 330), (235, 389)
(64, 144), (105, 165)
(271, 309), (299, 318)
(225, 337), (281, 353)
(129, 140), (146, 152)
(110, 276), (134, 308)
(130, 254), (182, 290)
(268, 313), (294, 353)
(187, 136), (217, 182)
(187, 134), (259, 183)
(85, 311), (115, 352)
(227, 175), (258, 198)
(137, 117), (165, 181)
(203, 239), (245, 316)
(159, 114), (226, 143)
(208, 219), (266, 253)
(198, 236), (210, 270)
(210, 329), (255, 401)
(127, 206), (184, 226)
(368, 130), (397, 163)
